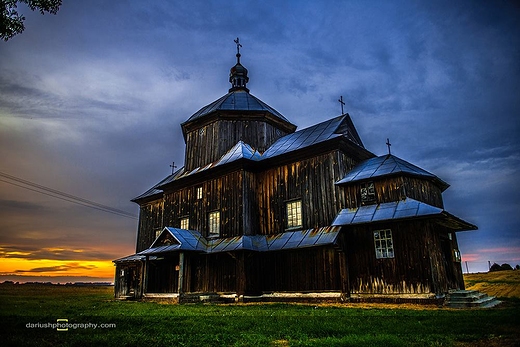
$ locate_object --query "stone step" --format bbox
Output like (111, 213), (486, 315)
(445, 290), (502, 308)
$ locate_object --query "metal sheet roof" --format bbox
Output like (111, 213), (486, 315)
(332, 198), (477, 231)
(215, 141), (262, 165)
(115, 226), (341, 262)
(261, 115), (347, 159)
(113, 254), (145, 263)
(336, 154), (449, 191)
(184, 90), (292, 124)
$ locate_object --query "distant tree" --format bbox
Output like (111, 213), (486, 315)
(1, 0), (62, 41)
(489, 263), (501, 272)
(515, 264), (520, 270)
(500, 263), (513, 271)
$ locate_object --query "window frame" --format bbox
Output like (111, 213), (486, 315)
(196, 186), (203, 200)
(207, 210), (220, 238)
(285, 199), (303, 230)
(360, 181), (376, 205)
(180, 216), (189, 230)
(373, 229), (394, 259)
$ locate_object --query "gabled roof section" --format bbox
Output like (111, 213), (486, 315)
(332, 198), (477, 231)
(140, 227), (207, 255)
(262, 114), (365, 159)
(184, 90), (291, 124)
(336, 154), (450, 191)
(216, 140), (262, 165)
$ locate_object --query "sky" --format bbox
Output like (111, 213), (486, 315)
(0, 0), (519, 283)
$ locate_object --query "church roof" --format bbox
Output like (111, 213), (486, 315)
(336, 154), (449, 191)
(133, 114), (370, 202)
(113, 226), (342, 262)
(332, 198), (477, 231)
(262, 114), (365, 159)
(183, 89), (292, 125)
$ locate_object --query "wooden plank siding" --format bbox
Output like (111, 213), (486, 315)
(163, 171), (245, 238)
(136, 201), (164, 252)
(256, 150), (356, 235)
(181, 247), (344, 294)
(345, 220), (464, 295)
(246, 247), (343, 293)
(184, 118), (290, 171)
(343, 176), (444, 209)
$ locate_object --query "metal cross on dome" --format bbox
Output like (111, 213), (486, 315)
(234, 37), (242, 55)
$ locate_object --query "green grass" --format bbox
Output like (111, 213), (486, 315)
(1, 284), (519, 347)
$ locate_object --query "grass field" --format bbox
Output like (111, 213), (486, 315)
(1, 272), (519, 347)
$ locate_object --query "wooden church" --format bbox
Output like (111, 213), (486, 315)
(114, 40), (476, 302)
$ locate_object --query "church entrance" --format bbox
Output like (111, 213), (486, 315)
(146, 255), (179, 293)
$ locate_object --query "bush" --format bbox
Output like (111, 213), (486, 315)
(490, 263), (502, 272)
(490, 263), (514, 272)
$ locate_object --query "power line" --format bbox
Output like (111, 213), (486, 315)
(0, 171), (138, 220)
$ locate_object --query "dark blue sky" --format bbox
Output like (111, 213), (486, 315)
(0, 0), (519, 281)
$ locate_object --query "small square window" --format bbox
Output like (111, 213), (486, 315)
(180, 217), (189, 230)
(196, 186), (203, 200)
(361, 182), (376, 205)
(286, 200), (302, 229)
(453, 249), (461, 262)
(208, 211), (220, 237)
(374, 229), (394, 259)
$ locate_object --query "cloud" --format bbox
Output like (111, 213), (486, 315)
(0, 246), (121, 261)
(13, 263), (97, 273)
(0, 0), (519, 282)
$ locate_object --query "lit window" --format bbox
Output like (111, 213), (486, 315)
(374, 229), (394, 259)
(286, 200), (302, 229)
(196, 186), (203, 200)
(208, 211), (220, 237)
(361, 182), (376, 205)
(180, 217), (189, 230)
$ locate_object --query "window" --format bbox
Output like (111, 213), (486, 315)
(360, 182), (376, 205)
(374, 229), (394, 259)
(155, 229), (162, 239)
(196, 186), (203, 200)
(286, 200), (302, 229)
(453, 249), (461, 262)
(208, 211), (220, 237)
(180, 217), (189, 230)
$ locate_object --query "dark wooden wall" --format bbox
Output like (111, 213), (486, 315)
(345, 220), (464, 295)
(163, 171), (245, 238)
(182, 247), (343, 294)
(184, 118), (290, 171)
(343, 176), (444, 209)
(187, 253), (237, 293)
(136, 201), (164, 252)
(248, 247), (343, 293)
(137, 149), (358, 246)
(256, 150), (356, 235)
